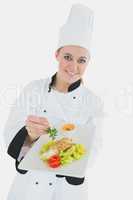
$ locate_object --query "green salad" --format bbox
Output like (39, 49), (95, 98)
(39, 139), (86, 168)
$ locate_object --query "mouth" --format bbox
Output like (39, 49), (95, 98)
(65, 70), (77, 77)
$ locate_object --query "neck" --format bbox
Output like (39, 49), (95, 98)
(53, 73), (70, 93)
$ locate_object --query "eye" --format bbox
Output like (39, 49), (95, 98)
(79, 59), (86, 64)
(64, 55), (72, 61)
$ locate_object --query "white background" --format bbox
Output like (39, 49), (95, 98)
(0, 0), (133, 199)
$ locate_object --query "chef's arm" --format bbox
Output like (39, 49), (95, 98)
(2, 80), (41, 173)
(86, 96), (105, 168)
(6, 126), (29, 174)
(7, 125), (39, 160)
(7, 125), (39, 174)
(17, 130), (39, 162)
(86, 116), (104, 168)
(7, 126), (28, 160)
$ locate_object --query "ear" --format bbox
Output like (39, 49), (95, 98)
(55, 50), (59, 61)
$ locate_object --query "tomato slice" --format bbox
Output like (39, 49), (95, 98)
(48, 161), (61, 168)
(47, 155), (61, 168)
(48, 155), (60, 162)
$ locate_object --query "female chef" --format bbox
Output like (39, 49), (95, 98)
(3, 3), (104, 200)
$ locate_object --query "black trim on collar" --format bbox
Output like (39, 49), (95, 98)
(48, 72), (82, 93)
(68, 79), (81, 92)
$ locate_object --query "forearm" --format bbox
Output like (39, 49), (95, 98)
(17, 134), (39, 162)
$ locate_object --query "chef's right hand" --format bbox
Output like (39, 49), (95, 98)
(25, 115), (51, 142)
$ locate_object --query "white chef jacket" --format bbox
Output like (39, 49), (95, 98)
(3, 76), (104, 200)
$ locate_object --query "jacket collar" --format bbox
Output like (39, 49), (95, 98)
(48, 72), (82, 92)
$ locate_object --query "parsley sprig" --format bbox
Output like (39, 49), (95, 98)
(46, 127), (58, 140)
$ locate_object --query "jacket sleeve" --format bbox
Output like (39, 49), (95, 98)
(7, 125), (29, 174)
(85, 95), (104, 168)
(3, 80), (40, 150)
(3, 80), (42, 173)
(8, 125), (39, 174)
(7, 126), (28, 160)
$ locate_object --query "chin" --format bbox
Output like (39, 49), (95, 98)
(66, 77), (79, 85)
(61, 72), (80, 84)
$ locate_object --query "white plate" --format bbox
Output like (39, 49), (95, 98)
(18, 123), (95, 178)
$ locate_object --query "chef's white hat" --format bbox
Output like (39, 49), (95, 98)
(56, 3), (94, 53)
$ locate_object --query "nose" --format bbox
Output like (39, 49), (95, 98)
(68, 59), (77, 72)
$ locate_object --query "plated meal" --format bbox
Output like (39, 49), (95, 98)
(18, 123), (92, 177)
(39, 137), (86, 168)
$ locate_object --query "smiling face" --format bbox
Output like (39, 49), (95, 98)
(55, 45), (90, 84)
